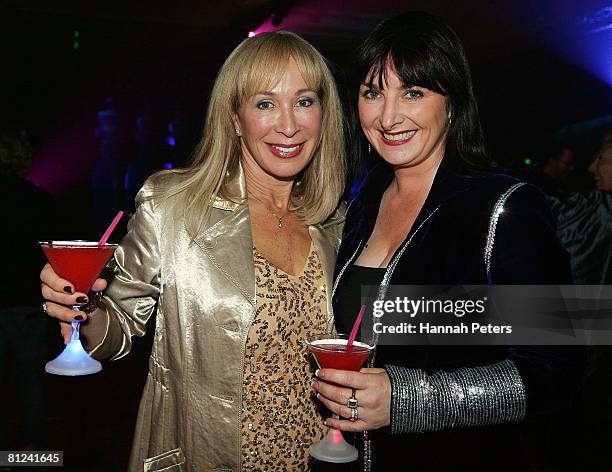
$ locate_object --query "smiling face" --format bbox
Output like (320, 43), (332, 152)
(358, 64), (449, 171)
(234, 58), (322, 183)
(591, 142), (612, 192)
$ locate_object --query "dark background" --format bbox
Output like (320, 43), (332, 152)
(0, 0), (611, 470)
(2, 0), (611, 208)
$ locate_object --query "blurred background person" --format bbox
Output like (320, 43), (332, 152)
(522, 139), (576, 197)
(551, 132), (612, 285)
(550, 131), (612, 471)
(0, 129), (55, 451)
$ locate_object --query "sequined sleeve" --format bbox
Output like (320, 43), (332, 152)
(384, 360), (526, 434)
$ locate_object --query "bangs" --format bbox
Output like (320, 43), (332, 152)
(365, 50), (448, 96)
(234, 33), (327, 108)
(352, 12), (490, 172)
(357, 15), (455, 97)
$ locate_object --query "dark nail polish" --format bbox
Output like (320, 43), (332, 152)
(74, 315), (84, 321)
(64, 286), (73, 294)
(76, 296), (88, 304)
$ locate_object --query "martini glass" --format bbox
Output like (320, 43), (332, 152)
(307, 333), (374, 463)
(40, 240), (117, 376)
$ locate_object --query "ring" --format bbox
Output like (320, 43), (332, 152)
(350, 407), (358, 422)
(42, 301), (48, 314)
(347, 388), (358, 409)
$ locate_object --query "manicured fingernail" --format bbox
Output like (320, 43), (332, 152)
(74, 314), (84, 321)
(311, 381), (318, 390)
(323, 420), (328, 426)
(315, 369), (320, 377)
(76, 296), (88, 304)
(315, 369), (324, 379)
(316, 393), (321, 400)
(64, 286), (73, 294)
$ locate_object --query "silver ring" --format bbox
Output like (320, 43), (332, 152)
(347, 388), (358, 409)
(42, 301), (48, 314)
(350, 407), (358, 422)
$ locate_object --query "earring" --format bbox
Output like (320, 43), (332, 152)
(368, 143), (372, 154)
(235, 129), (241, 136)
(448, 112), (452, 125)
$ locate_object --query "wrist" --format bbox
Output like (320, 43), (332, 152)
(81, 291), (104, 315)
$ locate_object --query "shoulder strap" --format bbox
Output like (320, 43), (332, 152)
(484, 182), (527, 283)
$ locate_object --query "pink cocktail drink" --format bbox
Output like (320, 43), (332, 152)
(306, 335), (374, 463)
(40, 240), (118, 376)
(308, 339), (372, 371)
(41, 241), (116, 293)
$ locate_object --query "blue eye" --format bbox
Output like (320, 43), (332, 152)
(256, 101), (274, 110)
(362, 89), (380, 100)
(406, 89), (424, 100)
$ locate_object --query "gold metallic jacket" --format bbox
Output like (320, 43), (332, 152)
(81, 169), (344, 472)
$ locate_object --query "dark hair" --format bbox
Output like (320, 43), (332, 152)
(351, 11), (490, 174)
(539, 137), (573, 162)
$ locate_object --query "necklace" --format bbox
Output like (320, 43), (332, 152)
(248, 193), (289, 229)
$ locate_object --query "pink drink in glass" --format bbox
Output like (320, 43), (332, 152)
(308, 340), (372, 371)
(41, 241), (116, 293)
(40, 241), (117, 376)
(307, 335), (374, 463)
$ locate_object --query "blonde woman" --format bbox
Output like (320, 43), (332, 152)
(40, 31), (345, 471)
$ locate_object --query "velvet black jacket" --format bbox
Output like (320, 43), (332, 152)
(332, 159), (584, 471)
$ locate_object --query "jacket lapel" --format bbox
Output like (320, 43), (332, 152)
(310, 211), (344, 331)
(359, 158), (471, 242)
(413, 157), (471, 229)
(192, 205), (256, 307)
(192, 164), (256, 307)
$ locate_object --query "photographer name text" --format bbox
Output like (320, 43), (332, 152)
(373, 322), (512, 335)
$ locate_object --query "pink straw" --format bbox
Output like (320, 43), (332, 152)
(98, 211), (124, 246)
(347, 304), (367, 351)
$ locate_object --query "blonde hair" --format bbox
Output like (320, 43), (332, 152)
(151, 31), (345, 237)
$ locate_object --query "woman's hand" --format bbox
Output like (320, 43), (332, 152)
(40, 263), (108, 344)
(312, 367), (391, 432)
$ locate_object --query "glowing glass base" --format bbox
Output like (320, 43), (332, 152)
(309, 425), (358, 463)
(45, 320), (101, 376)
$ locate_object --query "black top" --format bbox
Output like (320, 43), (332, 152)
(333, 264), (385, 337)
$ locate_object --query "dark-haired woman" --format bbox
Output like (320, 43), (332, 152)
(312, 12), (582, 471)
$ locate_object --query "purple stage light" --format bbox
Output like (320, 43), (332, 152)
(577, 6), (612, 85)
(166, 121), (176, 147)
(27, 122), (97, 196)
(248, 5), (295, 37)
(488, 1), (612, 87)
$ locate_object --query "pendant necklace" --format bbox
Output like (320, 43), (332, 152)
(248, 193), (288, 229)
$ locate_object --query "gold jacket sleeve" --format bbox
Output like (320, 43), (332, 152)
(82, 181), (160, 360)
